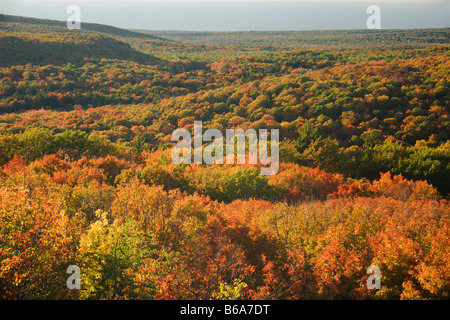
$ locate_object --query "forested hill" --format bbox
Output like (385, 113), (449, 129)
(0, 14), (162, 40)
(0, 31), (162, 67)
(0, 14), (202, 66)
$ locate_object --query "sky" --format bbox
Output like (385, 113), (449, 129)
(1, 0), (449, 31)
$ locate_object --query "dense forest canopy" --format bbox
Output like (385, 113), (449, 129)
(144, 28), (450, 49)
(0, 15), (449, 300)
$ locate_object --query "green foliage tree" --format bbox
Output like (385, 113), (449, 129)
(223, 167), (273, 202)
(19, 127), (54, 161)
(78, 213), (153, 299)
(54, 129), (90, 159)
(294, 121), (320, 154)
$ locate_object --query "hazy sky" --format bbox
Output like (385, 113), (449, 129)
(1, 0), (449, 31)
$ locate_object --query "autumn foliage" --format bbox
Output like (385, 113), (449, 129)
(0, 16), (449, 300)
(0, 151), (448, 300)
